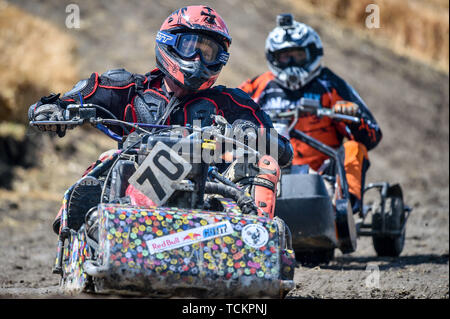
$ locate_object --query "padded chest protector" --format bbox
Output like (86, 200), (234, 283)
(130, 90), (168, 124)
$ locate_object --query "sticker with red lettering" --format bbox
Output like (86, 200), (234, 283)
(146, 221), (233, 254)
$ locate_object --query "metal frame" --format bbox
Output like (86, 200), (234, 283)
(357, 182), (412, 237)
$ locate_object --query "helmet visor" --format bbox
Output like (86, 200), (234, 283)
(273, 48), (308, 68)
(156, 31), (229, 66)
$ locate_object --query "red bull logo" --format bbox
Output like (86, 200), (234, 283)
(146, 221), (234, 254)
(183, 233), (202, 241)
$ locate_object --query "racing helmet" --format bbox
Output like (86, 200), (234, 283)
(265, 14), (323, 90)
(155, 6), (232, 91)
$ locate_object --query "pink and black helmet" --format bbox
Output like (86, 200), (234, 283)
(155, 6), (232, 91)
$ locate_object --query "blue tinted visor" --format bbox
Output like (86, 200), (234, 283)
(157, 31), (229, 65)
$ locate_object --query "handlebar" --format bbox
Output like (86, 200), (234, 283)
(29, 103), (260, 157)
(271, 99), (355, 199)
(29, 119), (85, 126)
(275, 97), (361, 124)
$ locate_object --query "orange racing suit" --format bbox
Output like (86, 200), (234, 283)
(239, 67), (382, 208)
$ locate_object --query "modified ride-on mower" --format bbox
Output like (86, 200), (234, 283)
(271, 98), (412, 264)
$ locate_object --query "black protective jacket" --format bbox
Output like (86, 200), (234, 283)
(31, 68), (293, 167)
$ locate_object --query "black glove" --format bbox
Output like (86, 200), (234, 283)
(28, 94), (69, 137)
(29, 103), (67, 137)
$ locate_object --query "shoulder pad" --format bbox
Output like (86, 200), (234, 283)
(62, 73), (97, 99)
(63, 79), (88, 97)
(224, 87), (262, 113)
(101, 68), (132, 81)
(99, 68), (144, 87)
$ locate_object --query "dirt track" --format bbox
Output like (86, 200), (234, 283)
(0, 0), (448, 299)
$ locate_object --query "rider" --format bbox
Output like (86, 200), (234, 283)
(28, 6), (293, 234)
(239, 14), (382, 213)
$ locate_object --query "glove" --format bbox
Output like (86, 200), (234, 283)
(28, 93), (70, 137)
(332, 100), (359, 116)
(29, 103), (67, 137)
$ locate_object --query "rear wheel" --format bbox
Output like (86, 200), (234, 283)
(372, 196), (405, 257)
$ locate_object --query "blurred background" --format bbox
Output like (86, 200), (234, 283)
(0, 0), (448, 298)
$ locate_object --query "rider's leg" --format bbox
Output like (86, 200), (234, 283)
(66, 176), (102, 231)
(52, 176), (102, 234)
(342, 140), (370, 213)
(223, 154), (280, 219)
(51, 150), (116, 234)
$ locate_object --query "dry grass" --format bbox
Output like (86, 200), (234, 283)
(284, 0), (449, 73)
(0, 1), (79, 123)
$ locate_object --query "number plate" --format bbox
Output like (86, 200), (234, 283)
(128, 142), (192, 206)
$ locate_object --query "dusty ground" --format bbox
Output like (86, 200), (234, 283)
(0, 0), (448, 299)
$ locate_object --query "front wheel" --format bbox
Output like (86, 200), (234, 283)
(372, 196), (405, 257)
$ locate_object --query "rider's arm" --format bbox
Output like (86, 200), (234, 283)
(327, 70), (382, 151)
(341, 84), (382, 151)
(29, 69), (146, 134)
(218, 87), (293, 167)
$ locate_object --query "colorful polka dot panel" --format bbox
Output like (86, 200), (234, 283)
(96, 204), (295, 284)
(218, 198), (241, 214)
(62, 231), (91, 292)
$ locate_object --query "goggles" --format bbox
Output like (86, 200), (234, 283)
(156, 31), (230, 66)
(274, 47), (309, 68)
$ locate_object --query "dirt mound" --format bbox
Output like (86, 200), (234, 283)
(0, 1), (80, 189)
(0, 1), (78, 123)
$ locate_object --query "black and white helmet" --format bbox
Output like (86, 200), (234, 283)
(265, 14), (323, 90)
